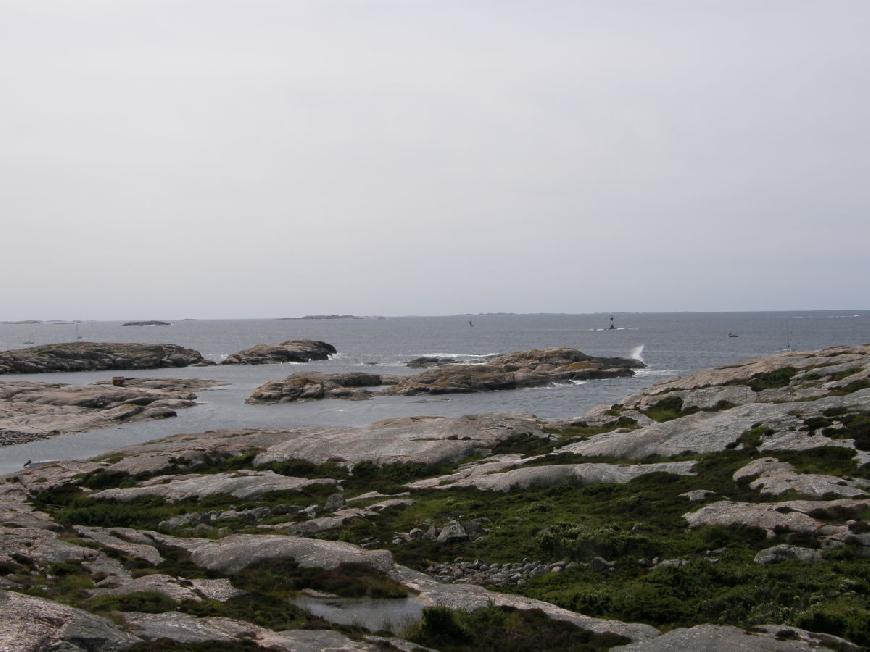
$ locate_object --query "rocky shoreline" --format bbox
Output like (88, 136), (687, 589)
(0, 345), (868, 650)
(0, 342), (208, 374)
(0, 377), (223, 446)
(247, 347), (643, 403)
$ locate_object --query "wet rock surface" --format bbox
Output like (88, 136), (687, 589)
(0, 341), (206, 374)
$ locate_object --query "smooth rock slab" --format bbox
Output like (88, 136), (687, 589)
(185, 533), (395, 574)
(90, 574), (242, 602)
(0, 526), (97, 569)
(253, 414), (548, 467)
(427, 461), (697, 492)
(73, 526), (163, 565)
(0, 378), (220, 445)
(91, 470), (336, 502)
(613, 623), (857, 651)
(558, 402), (799, 460)
(0, 590), (141, 651)
(122, 612), (376, 650)
(733, 458), (867, 498)
(684, 498), (869, 537)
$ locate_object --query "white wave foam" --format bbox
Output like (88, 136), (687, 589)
(630, 345), (645, 362)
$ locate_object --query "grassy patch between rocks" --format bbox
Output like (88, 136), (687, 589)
(406, 605), (629, 651)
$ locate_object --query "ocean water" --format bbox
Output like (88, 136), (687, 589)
(1, 311), (868, 473)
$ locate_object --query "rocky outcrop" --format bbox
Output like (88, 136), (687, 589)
(0, 590), (141, 651)
(91, 470), (335, 503)
(122, 320), (170, 326)
(0, 341), (207, 374)
(684, 498), (869, 539)
(251, 414), (549, 467)
(406, 356), (458, 368)
(0, 377), (222, 446)
(754, 544), (822, 565)
(89, 574), (242, 602)
(733, 458), (867, 498)
(182, 533), (396, 574)
(121, 612), (376, 651)
(612, 623), (859, 651)
(246, 347), (643, 402)
(220, 339), (336, 365)
(416, 461), (697, 492)
(247, 371), (401, 403)
(386, 347), (644, 396)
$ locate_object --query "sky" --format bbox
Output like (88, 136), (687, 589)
(1, 1), (868, 320)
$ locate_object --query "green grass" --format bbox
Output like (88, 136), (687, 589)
(829, 379), (870, 396)
(406, 605), (629, 651)
(643, 396), (699, 423)
(32, 485), (333, 532)
(744, 367), (799, 392)
(544, 417), (639, 440)
(776, 447), (869, 480)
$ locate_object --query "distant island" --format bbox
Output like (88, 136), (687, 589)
(122, 320), (171, 326)
(277, 314), (362, 320)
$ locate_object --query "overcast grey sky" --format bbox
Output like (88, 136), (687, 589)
(1, 1), (868, 320)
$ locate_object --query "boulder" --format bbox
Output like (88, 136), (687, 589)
(436, 520), (469, 543)
(754, 545), (823, 565)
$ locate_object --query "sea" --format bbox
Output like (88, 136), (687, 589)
(1, 311), (868, 474)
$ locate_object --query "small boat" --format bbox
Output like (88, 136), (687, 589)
(608, 315), (616, 330)
(468, 320), (474, 327)
(728, 331), (739, 338)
